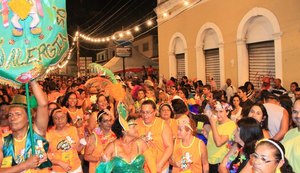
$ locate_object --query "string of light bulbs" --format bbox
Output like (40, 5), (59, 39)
(46, 0), (196, 74)
(77, 17), (155, 43)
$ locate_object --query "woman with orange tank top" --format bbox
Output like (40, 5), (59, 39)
(84, 111), (116, 173)
(158, 103), (178, 139)
(47, 107), (86, 173)
(171, 117), (209, 173)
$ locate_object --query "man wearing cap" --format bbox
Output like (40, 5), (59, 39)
(0, 81), (51, 172)
(136, 100), (173, 173)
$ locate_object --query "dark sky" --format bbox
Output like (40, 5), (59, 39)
(66, 0), (157, 58)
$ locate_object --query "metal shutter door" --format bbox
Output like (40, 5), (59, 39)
(176, 53), (185, 79)
(205, 49), (220, 88)
(248, 41), (275, 89)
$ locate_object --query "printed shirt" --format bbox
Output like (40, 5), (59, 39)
(46, 125), (81, 172)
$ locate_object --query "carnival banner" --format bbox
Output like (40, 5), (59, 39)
(0, 0), (68, 87)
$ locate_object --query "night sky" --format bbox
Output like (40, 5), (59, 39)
(66, 0), (157, 58)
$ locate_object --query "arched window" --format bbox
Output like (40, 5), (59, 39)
(196, 23), (224, 88)
(237, 7), (282, 87)
(169, 33), (188, 79)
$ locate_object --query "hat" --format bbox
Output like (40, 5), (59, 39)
(10, 94), (38, 108)
(166, 80), (175, 87)
(144, 80), (154, 87)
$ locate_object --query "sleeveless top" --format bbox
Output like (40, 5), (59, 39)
(172, 137), (203, 173)
(2, 128), (52, 169)
(136, 117), (169, 171)
(46, 125), (81, 172)
(89, 130), (116, 173)
(96, 141), (145, 173)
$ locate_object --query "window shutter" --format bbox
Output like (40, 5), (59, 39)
(205, 48), (220, 88)
(248, 41), (275, 89)
(176, 53), (185, 79)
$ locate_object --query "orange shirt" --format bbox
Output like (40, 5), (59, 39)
(172, 137), (203, 173)
(89, 130), (116, 173)
(68, 108), (85, 139)
(46, 125), (81, 172)
(136, 117), (169, 171)
(168, 119), (178, 139)
(47, 91), (62, 103)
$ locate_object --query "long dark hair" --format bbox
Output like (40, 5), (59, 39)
(249, 103), (269, 130)
(61, 92), (78, 108)
(237, 117), (263, 157)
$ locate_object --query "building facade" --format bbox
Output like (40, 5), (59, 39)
(156, 0), (300, 88)
(132, 35), (159, 61)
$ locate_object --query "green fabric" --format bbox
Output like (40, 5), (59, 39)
(96, 155), (145, 173)
(0, 0), (68, 88)
(282, 128), (300, 173)
(2, 128), (52, 169)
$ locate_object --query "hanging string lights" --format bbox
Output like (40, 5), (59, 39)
(76, 17), (156, 43)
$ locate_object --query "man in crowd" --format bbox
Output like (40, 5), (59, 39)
(0, 81), (51, 172)
(237, 86), (254, 115)
(136, 100), (173, 173)
(263, 94), (289, 141)
(282, 98), (300, 173)
(271, 78), (287, 97)
(221, 78), (237, 103)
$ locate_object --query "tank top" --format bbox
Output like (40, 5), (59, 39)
(89, 130), (116, 173)
(136, 117), (169, 171)
(112, 141), (145, 173)
(172, 137), (202, 173)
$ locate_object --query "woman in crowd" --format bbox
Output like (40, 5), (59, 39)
(248, 104), (270, 138)
(171, 117), (209, 173)
(96, 94), (115, 121)
(84, 111), (116, 173)
(229, 95), (243, 122)
(48, 102), (60, 116)
(241, 139), (294, 173)
(61, 92), (85, 139)
(96, 118), (154, 173)
(219, 117), (263, 173)
(47, 107), (86, 173)
(244, 81), (256, 102)
(206, 101), (236, 173)
(133, 89), (146, 115)
(158, 103), (177, 138)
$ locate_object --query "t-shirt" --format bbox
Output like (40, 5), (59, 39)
(46, 125), (81, 172)
(281, 128), (300, 173)
(207, 120), (236, 164)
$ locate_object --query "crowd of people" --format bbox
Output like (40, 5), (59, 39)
(0, 73), (299, 173)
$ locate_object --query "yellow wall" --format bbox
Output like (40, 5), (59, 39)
(157, 0), (300, 88)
